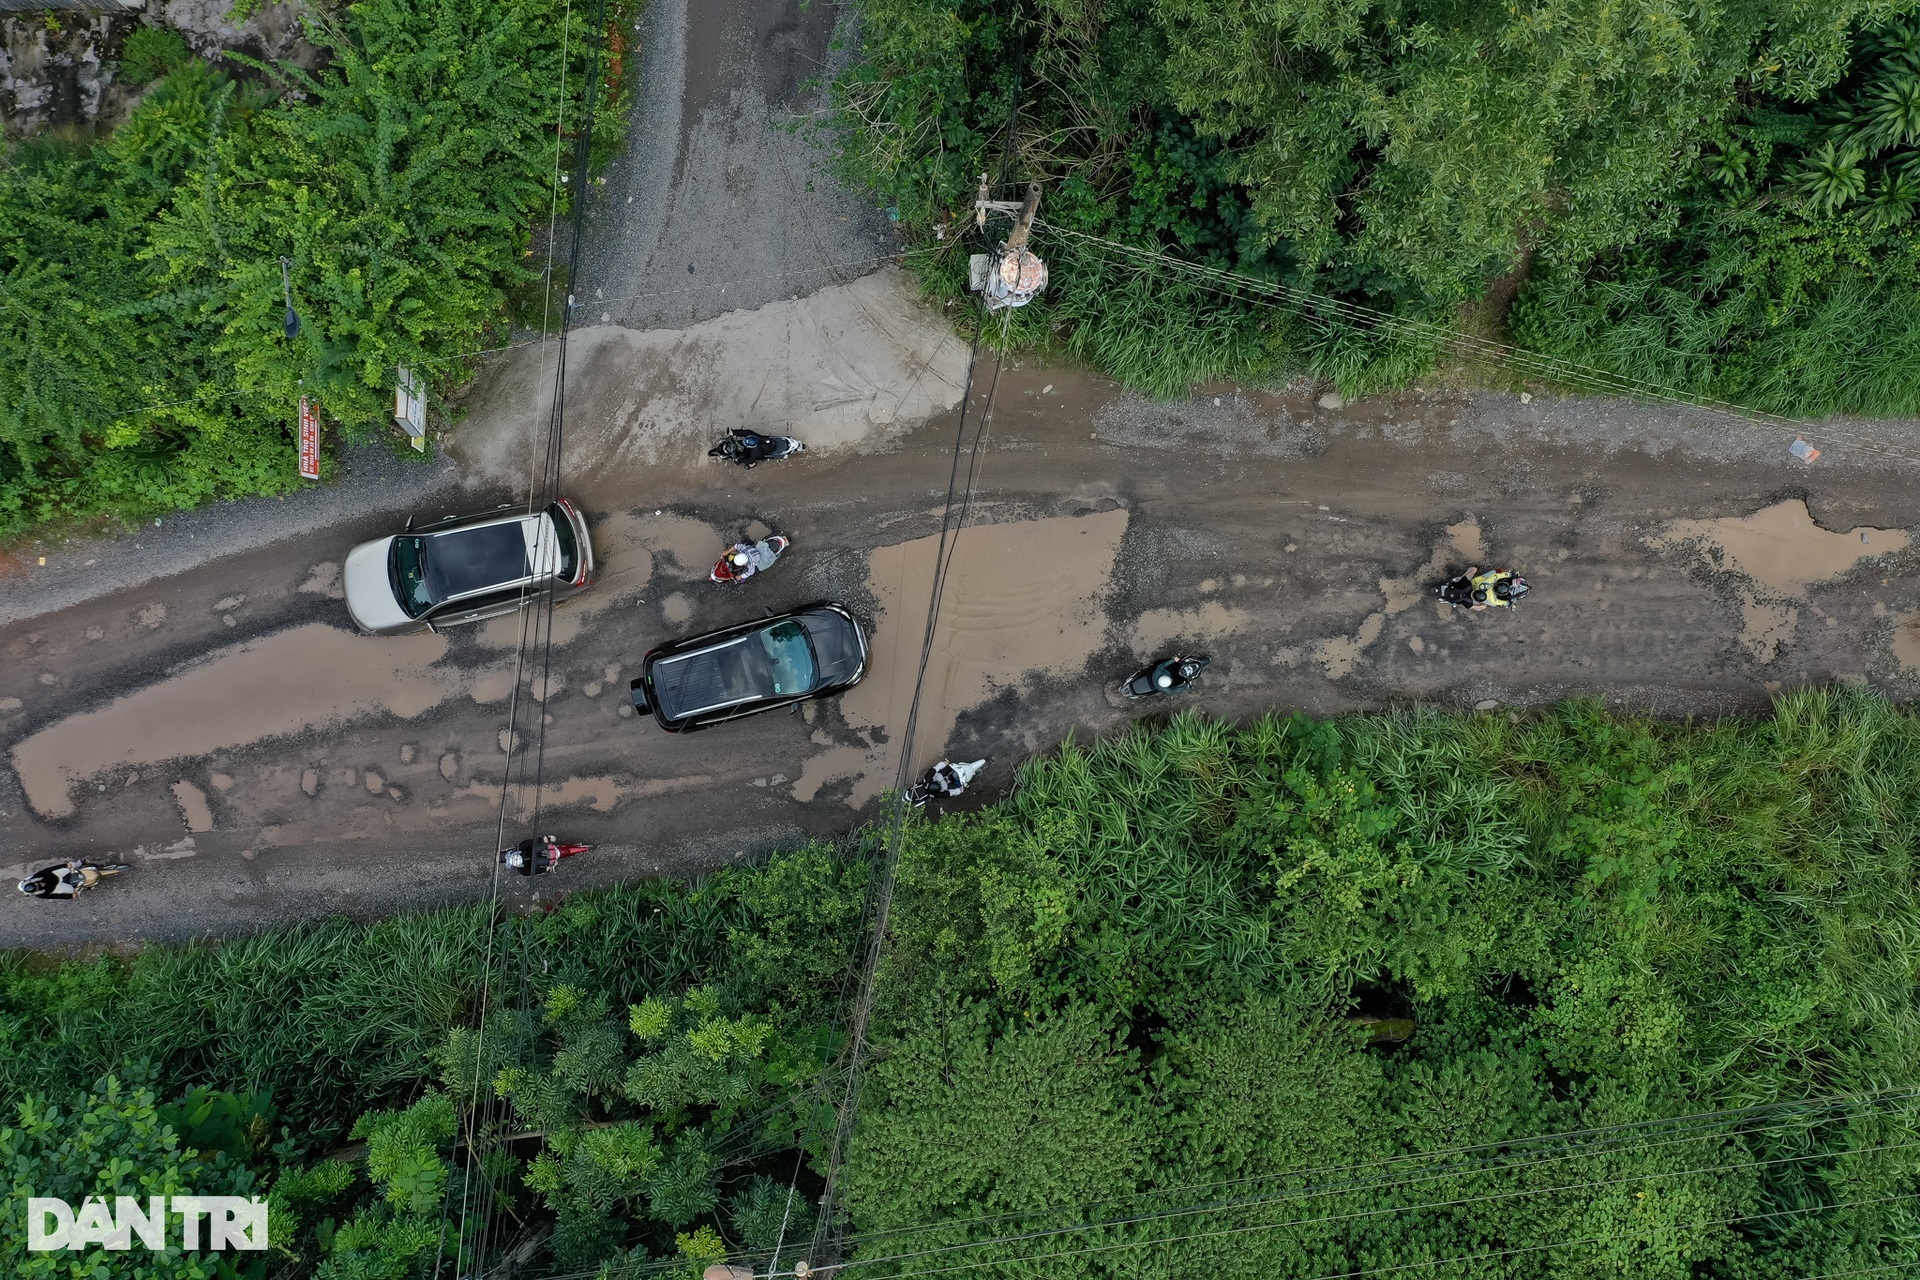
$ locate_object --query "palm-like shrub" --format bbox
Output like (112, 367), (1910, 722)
(1854, 56), (1920, 151)
(1793, 139), (1869, 212)
(1860, 169), (1920, 227)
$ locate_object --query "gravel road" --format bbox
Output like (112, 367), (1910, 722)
(569, 0), (897, 330)
(2, 444), (461, 630)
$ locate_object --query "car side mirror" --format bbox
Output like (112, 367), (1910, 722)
(404, 515), (415, 531)
(789, 702), (800, 715)
(628, 678), (650, 713)
(763, 605), (775, 618)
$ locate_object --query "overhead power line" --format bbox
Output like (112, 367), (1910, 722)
(796, 1185), (1920, 1280)
(803, 28), (1036, 1260)
(781, 1132), (1920, 1279)
(545, 1086), (1920, 1280)
(1795, 1264), (1920, 1280)
(529, 1055), (1919, 1280)
(441, 0), (607, 1273)
(785, 1086), (1920, 1259)
(535, 1101), (1914, 1280)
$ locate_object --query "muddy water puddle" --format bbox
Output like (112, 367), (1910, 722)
(474, 511), (718, 649)
(11, 623), (459, 819)
(1652, 499), (1909, 662)
(793, 509), (1128, 805)
(1892, 610), (1920, 676)
(169, 780), (213, 833)
(1130, 601), (1257, 655)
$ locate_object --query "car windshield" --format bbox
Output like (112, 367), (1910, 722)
(759, 621), (816, 695)
(546, 504), (578, 581)
(390, 537), (436, 618)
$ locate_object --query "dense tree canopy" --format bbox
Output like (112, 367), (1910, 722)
(836, 0), (1920, 404)
(838, 693), (1920, 1279)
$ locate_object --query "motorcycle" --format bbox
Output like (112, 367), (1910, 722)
(904, 758), (987, 808)
(1435, 571), (1477, 609)
(1436, 567), (1528, 610)
(708, 429), (805, 469)
(16, 860), (130, 899)
(711, 535), (790, 585)
(498, 837), (590, 877)
(1122, 655), (1210, 699)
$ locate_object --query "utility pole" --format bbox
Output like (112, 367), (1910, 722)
(278, 257), (301, 342)
(968, 176), (1049, 311)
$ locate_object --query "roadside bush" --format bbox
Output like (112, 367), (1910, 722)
(0, 1072), (264, 1280)
(0, 845), (871, 1276)
(1513, 17), (1920, 418)
(0, 849), (869, 1148)
(843, 691), (1920, 1279)
(120, 27), (190, 86)
(0, 0), (635, 538)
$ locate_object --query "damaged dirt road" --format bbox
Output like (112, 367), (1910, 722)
(8, 270), (1920, 948)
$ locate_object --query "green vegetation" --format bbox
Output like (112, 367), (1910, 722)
(5, 692), (1919, 1277)
(841, 691), (1920, 1278)
(0, 0), (629, 538)
(833, 1), (1920, 409)
(1512, 17), (1920, 417)
(0, 849), (871, 1275)
(119, 29), (191, 87)
(2, 1073), (265, 1280)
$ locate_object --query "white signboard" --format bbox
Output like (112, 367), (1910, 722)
(395, 366), (426, 448)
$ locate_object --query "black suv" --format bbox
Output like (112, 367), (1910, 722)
(629, 603), (868, 732)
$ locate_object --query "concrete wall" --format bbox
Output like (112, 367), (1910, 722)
(0, 0), (320, 138)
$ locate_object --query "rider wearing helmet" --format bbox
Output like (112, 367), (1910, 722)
(1438, 567), (1479, 609)
(17, 863), (85, 898)
(503, 838), (553, 875)
(728, 429), (784, 468)
(497, 836), (580, 876)
(1470, 569), (1520, 610)
(712, 536), (789, 584)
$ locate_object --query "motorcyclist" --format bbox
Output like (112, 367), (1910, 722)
(17, 862), (87, 899)
(497, 836), (585, 877)
(712, 536), (789, 584)
(728, 429), (784, 468)
(906, 758), (986, 805)
(1438, 567), (1480, 609)
(1156, 658), (1203, 689)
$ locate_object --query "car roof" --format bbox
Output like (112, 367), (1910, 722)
(645, 605), (864, 725)
(653, 633), (773, 719)
(424, 521), (531, 599)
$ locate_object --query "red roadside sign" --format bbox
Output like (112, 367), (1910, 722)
(298, 396), (320, 479)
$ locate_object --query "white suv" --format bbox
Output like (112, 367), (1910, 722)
(343, 500), (594, 635)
